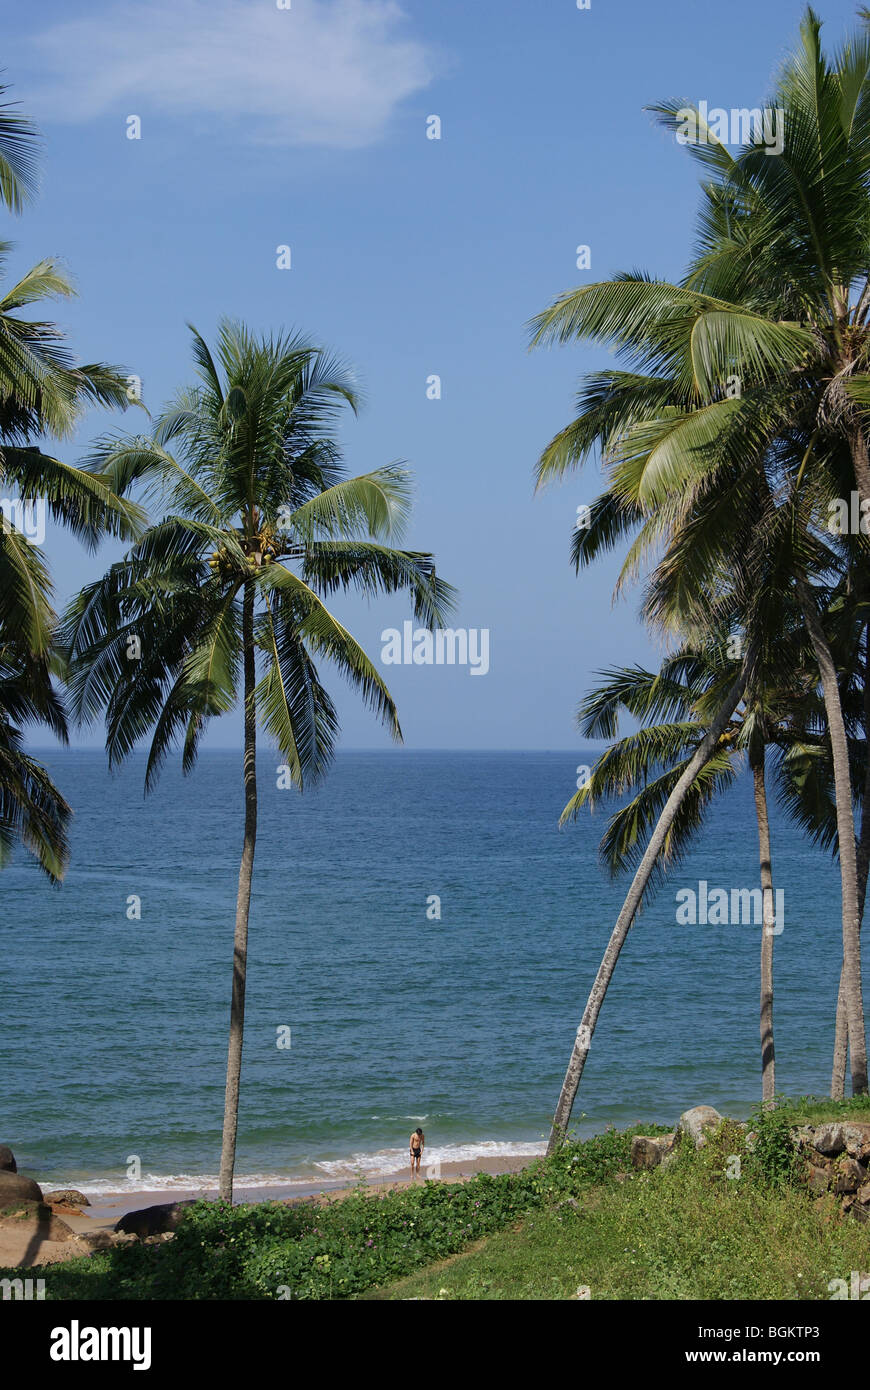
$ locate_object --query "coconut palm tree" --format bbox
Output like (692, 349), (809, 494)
(60, 320), (456, 1200)
(548, 650), (754, 1152)
(532, 8), (870, 1107)
(567, 634), (833, 1108)
(783, 579), (870, 1097)
(536, 369), (866, 1132)
(649, 6), (870, 1088)
(0, 80), (139, 878)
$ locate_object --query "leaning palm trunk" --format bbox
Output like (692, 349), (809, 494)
(798, 580), (868, 1096)
(546, 648), (755, 1154)
(831, 620), (870, 1098)
(751, 751), (776, 1105)
(219, 583), (258, 1201)
(831, 975), (849, 1100)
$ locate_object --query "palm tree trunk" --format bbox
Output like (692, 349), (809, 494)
(831, 619), (870, 1097)
(849, 424), (870, 510)
(751, 749), (776, 1105)
(831, 976), (849, 1099)
(798, 578), (868, 1095)
(546, 646), (755, 1154)
(218, 581), (258, 1201)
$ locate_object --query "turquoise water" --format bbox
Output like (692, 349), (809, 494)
(0, 749), (852, 1193)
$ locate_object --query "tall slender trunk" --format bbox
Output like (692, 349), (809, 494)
(546, 647), (754, 1154)
(831, 619), (870, 1097)
(798, 579), (868, 1095)
(831, 975), (849, 1101)
(751, 748), (776, 1105)
(219, 581), (258, 1201)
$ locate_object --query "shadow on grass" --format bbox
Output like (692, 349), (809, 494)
(1, 1236), (271, 1302)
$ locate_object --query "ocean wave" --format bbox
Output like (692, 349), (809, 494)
(314, 1139), (546, 1180)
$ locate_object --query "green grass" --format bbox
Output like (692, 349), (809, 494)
(366, 1149), (870, 1300)
(761, 1094), (870, 1126)
(364, 1103), (870, 1301)
(6, 1099), (870, 1300)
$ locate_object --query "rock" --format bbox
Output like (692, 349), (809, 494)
(677, 1106), (723, 1149)
(805, 1150), (833, 1172)
(43, 1189), (90, 1210)
(843, 1123), (870, 1163)
(73, 1229), (116, 1252)
(114, 1200), (196, 1238)
(630, 1132), (677, 1170)
(0, 1146), (16, 1173)
(0, 1169), (42, 1205)
(0, 1199), (76, 1241)
(0, 1198), (42, 1223)
(813, 1123), (846, 1156)
(631, 1136), (668, 1170)
(834, 1158), (866, 1195)
(75, 1229), (138, 1252)
(806, 1162), (832, 1195)
(857, 1182), (870, 1206)
(42, 1211), (77, 1241)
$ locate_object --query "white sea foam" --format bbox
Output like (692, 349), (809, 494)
(314, 1139), (545, 1181)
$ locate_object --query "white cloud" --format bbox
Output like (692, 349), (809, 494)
(19, 0), (434, 147)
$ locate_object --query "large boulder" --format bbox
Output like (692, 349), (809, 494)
(843, 1123), (870, 1163)
(114, 1200), (196, 1238)
(834, 1157), (867, 1195)
(0, 1199), (75, 1241)
(677, 1106), (723, 1149)
(43, 1189), (91, 1210)
(0, 1146), (16, 1173)
(0, 1169), (42, 1205)
(813, 1123), (846, 1157)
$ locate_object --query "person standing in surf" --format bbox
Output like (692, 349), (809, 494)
(409, 1128), (425, 1176)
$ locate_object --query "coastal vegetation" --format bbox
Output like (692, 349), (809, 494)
(1, 2), (870, 1306)
(562, 639), (833, 1105)
(9, 1099), (869, 1301)
(0, 87), (454, 1202)
(58, 328), (454, 1201)
(0, 84), (137, 880)
(533, 6), (870, 1145)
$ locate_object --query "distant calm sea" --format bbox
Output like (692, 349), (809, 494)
(0, 749), (856, 1195)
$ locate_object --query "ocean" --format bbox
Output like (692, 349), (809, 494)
(0, 748), (852, 1195)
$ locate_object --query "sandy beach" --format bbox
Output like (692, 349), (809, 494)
(0, 1151), (541, 1269)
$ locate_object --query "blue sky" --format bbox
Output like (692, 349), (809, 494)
(5, 0), (862, 751)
